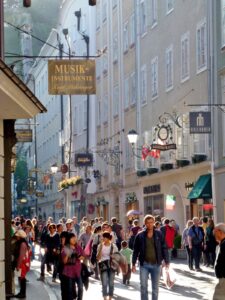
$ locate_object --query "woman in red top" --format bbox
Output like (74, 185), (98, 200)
(61, 232), (85, 300)
(13, 229), (30, 298)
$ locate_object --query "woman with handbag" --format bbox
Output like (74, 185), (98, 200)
(61, 232), (85, 300)
(96, 231), (118, 300)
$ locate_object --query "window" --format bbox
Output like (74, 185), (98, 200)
(129, 13), (135, 47)
(141, 65), (147, 105)
(112, 0), (117, 9)
(196, 20), (207, 73)
(124, 76), (129, 109)
(140, 0), (147, 36)
(144, 194), (164, 216)
(102, 53), (108, 75)
(74, 106), (78, 135)
(151, 0), (158, 27)
(102, 0), (107, 22)
(165, 45), (173, 90)
(96, 4), (100, 30)
(96, 58), (101, 80)
(125, 139), (132, 169)
(176, 114), (189, 159)
(151, 56), (158, 99)
(78, 104), (83, 134)
(83, 99), (87, 130)
(123, 21), (129, 53)
(221, 0), (225, 48)
(166, 0), (174, 14)
(103, 94), (108, 123)
(181, 32), (190, 82)
(193, 134), (207, 154)
(113, 85), (119, 117)
(130, 72), (136, 105)
(97, 98), (101, 126)
(113, 32), (118, 63)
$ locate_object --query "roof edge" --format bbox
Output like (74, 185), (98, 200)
(0, 59), (47, 113)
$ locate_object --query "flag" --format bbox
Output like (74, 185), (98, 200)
(142, 145), (151, 160)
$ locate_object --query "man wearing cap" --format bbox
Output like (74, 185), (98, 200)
(66, 219), (76, 234)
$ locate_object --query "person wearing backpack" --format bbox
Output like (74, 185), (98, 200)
(188, 217), (205, 271)
(160, 219), (175, 262)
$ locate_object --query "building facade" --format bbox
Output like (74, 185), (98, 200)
(95, 0), (218, 230)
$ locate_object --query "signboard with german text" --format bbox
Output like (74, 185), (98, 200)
(75, 153), (93, 167)
(189, 111), (211, 134)
(151, 143), (176, 151)
(15, 129), (32, 142)
(48, 59), (96, 95)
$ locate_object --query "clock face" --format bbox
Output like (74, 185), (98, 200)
(158, 126), (168, 141)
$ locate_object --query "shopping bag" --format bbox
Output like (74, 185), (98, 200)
(162, 266), (177, 289)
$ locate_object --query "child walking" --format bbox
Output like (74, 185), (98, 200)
(120, 240), (133, 285)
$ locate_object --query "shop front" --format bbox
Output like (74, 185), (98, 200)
(187, 174), (212, 218)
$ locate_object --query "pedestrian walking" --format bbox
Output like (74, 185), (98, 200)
(12, 230), (31, 298)
(96, 231), (118, 300)
(160, 218), (176, 261)
(205, 218), (217, 267)
(61, 232), (85, 300)
(132, 214), (169, 300)
(111, 217), (124, 251)
(181, 220), (194, 270)
(188, 217), (205, 271)
(212, 223), (225, 300)
(120, 240), (133, 285)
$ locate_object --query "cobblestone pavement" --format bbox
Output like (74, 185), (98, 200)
(28, 257), (216, 300)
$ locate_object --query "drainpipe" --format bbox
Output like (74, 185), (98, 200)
(207, 0), (217, 223)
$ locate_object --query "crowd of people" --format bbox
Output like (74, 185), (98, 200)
(10, 214), (225, 300)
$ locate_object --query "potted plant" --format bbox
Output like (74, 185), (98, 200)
(136, 170), (147, 177)
(176, 159), (190, 168)
(192, 154), (207, 164)
(161, 163), (173, 171)
(147, 167), (159, 175)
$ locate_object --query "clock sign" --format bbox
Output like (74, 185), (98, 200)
(158, 126), (169, 141)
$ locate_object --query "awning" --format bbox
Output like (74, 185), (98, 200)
(187, 174), (212, 199)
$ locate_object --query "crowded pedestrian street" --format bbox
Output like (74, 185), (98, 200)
(11, 251), (216, 300)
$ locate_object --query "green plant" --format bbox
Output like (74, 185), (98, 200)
(136, 170), (147, 177)
(174, 234), (182, 249)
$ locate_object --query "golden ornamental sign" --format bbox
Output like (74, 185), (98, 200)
(48, 59), (96, 95)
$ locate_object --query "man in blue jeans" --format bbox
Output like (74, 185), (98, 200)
(132, 215), (169, 300)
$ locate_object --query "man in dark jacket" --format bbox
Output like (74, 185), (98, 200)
(213, 223), (225, 300)
(132, 215), (169, 300)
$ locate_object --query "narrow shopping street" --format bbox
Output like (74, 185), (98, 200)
(12, 257), (216, 300)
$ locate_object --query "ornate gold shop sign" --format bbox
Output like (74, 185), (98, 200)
(48, 59), (96, 95)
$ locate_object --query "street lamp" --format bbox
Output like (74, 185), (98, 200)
(127, 129), (144, 159)
(50, 163), (58, 174)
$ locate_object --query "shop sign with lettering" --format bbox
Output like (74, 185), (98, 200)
(48, 59), (96, 95)
(189, 111), (211, 134)
(143, 184), (161, 194)
(75, 153), (93, 167)
(15, 129), (32, 142)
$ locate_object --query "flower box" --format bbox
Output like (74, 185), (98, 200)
(161, 163), (173, 171)
(192, 154), (207, 164)
(136, 170), (147, 177)
(147, 167), (159, 175)
(176, 159), (190, 168)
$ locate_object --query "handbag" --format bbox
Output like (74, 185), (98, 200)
(98, 260), (110, 272)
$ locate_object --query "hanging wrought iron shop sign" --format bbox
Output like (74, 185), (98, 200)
(75, 153), (93, 167)
(48, 59), (96, 95)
